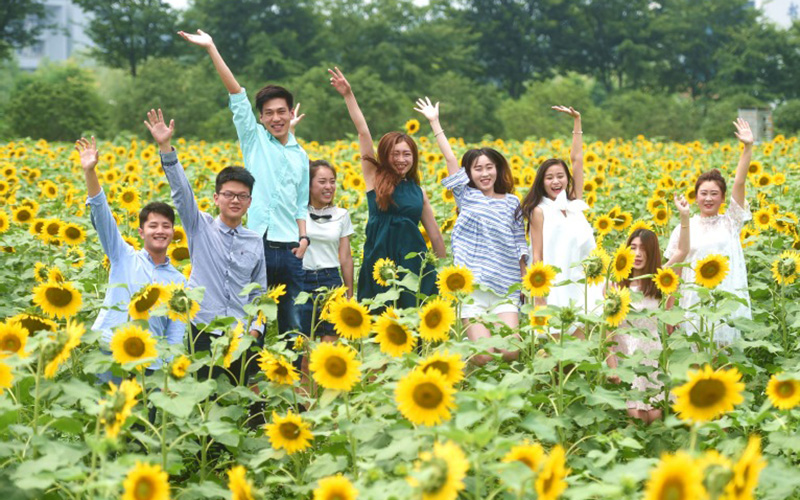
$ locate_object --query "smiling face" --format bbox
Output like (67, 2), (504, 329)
(259, 97), (293, 143)
(630, 236), (647, 271)
(214, 181), (252, 225)
(138, 212), (174, 256)
(469, 155), (497, 195)
(696, 180), (724, 217)
(543, 163), (569, 200)
(310, 166), (336, 208)
(389, 141), (414, 177)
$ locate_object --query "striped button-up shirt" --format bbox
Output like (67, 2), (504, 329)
(161, 149), (267, 334)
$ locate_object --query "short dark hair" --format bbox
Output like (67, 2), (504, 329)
(695, 169), (727, 195)
(461, 148), (515, 195)
(139, 202), (175, 228)
(255, 85), (294, 114)
(215, 166), (255, 194)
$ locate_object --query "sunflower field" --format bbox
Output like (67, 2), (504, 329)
(0, 131), (799, 500)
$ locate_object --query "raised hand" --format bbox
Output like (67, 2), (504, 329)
(75, 136), (99, 171)
(177, 29), (214, 49)
(552, 105), (581, 118)
(413, 97), (440, 122)
(144, 109), (175, 148)
(673, 193), (690, 217)
(328, 67), (352, 97)
(733, 117), (754, 145)
(290, 102), (305, 130)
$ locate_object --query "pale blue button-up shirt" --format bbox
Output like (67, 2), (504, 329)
(229, 88), (309, 242)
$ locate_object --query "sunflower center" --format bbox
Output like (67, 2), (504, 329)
(659, 273), (675, 287)
(324, 356), (347, 377)
(777, 381), (795, 398)
(133, 477), (155, 500)
(20, 316), (53, 333)
(424, 309), (442, 328)
(412, 382), (444, 409)
(518, 456), (535, 470)
(172, 247), (190, 261)
(661, 477), (685, 500)
(424, 360), (450, 376)
(279, 421), (301, 440)
(700, 262), (719, 279)
(530, 271), (546, 287)
(17, 210), (31, 222)
(445, 274), (466, 291)
(46, 223), (60, 236)
(45, 287), (74, 307)
(135, 288), (161, 312)
(616, 256), (628, 271)
(341, 306), (364, 328)
(274, 364), (289, 377)
(65, 227), (81, 239)
(2, 334), (21, 353)
(124, 337), (146, 358)
(123, 192), (135, 203)
(688, 379), (725, 408)
(386, 323), (408, 345)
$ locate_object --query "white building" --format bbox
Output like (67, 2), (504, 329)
(16, 0), (93, 71)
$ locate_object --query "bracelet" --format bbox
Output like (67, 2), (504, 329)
(572, 131), (583, 134)
(681, 225), (689, 228)
(434, 129), (445, 138)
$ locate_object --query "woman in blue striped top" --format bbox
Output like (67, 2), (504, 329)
(416, 97), (528, 365)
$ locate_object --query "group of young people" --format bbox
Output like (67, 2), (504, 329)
(76, 30), (757, 419)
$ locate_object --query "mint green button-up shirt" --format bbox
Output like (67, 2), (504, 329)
(229, 88), (309, 242)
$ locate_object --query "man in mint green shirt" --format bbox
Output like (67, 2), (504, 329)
(180, 29), (309, 348)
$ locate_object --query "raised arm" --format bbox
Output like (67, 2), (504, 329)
(288, 103), (305, 137)
(178, 30), (241, 94)
(665, 194), (691, 266)
(77, 136), (101, 198)
(553, 106), (583, 200)
(731, 117), (754, 208)
(414, 97), (458, 175)
(328, 67), (377, 190)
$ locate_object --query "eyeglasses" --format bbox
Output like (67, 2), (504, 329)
(218, 191), (252, 201)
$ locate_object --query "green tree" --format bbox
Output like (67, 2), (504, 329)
(773, 99), (800, 134)
(7, 62), (107, 140)
(0, 0), (48, 60)
(72, 0), (179, 77)
(424, 71), (503, 141)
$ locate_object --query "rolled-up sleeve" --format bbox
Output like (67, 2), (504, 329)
(87, 190), (130, 263)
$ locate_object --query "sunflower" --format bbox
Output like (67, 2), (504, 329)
(267, 283), (287, 303)
(418, 350), (464, 386)
(123, 234), (142, 251)
(128, 284), (168, 320)
(726, 436), (766, 500)
(582, 248), (610, 285)
(396, 368), (455, 426)
(59, 223), (86, 246)
(653, 267), (680, 296)
(612, 211), (633, 231)
(693, 254), (729, 289)
(752, 208), (772, 230)
(313, 474), (358, 500)
(99, 379), (141, 438)
(0, 361), (12, 391)
(33, 262), (48, 283)
(169, 245), (190, 262)
(418, 298), (455, 342)
(603, 287), (631, 327)
(437, 266), (474, 298)
(765, 373), (800, 410)
(309, 342), (361, 391)
(502, 440), (545, 472)
(593, 215), (614, 236)
(374, 309), (416, 357)
(405, 119), (421, 135)
(170, 355), (191, 379)
(628, 219), (654, 236)
(643, 452), (704, 500)
(121, 462), (169, 500)
(258, 350), (299, 385)
(11, 206), (34, 224)
(172, 226), (186, 244)
(118, 187), (141, 212)
(536, 445), (570, 500)
(611, 244), (635, 282)
(672, 365), (745, 422)
(771, 250), (800, 285)
(227, 465), (255, 500)
(327, 297), (371, 340)
(408, 441), (469, 500)
(47, 267), (65, 283)
(8, 312), (56, 335)
(110, 324), (158, 370)
(162, 284), (199, 322)
(372, 257), (397, 286)
(265, 410), (314, 454)
(0, 320), (28, 358)
(32, 280), (83, 319)
(529, 306), (551, 330)
(0, 211), (7, 234)
(523, 261), (557, 297)
(223, 322), (244, 369)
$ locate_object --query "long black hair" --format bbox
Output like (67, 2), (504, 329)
(516, 158), (574, 223)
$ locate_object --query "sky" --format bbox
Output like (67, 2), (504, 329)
(165, 0), (798, 28)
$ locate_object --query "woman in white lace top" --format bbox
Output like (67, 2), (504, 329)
(665, 118), (754, 345)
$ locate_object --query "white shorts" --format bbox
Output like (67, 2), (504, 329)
(460, 288), (520, 319)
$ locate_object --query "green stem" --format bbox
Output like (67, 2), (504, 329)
(32, 349), (44, 439)
(345, 393), (358, 478)
(161, 376), (169, 470)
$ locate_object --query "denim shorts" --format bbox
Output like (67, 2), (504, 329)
(299, 267), (343, 338)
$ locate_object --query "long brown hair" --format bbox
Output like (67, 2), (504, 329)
(364, 132), (420, 211)
(517, 158), (574, 224)
(621, 228), (662, 300)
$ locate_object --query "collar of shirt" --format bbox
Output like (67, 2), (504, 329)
(138, 248), (174, 268)
(267, 130), (300, 148)
(215, 217), (243, 234)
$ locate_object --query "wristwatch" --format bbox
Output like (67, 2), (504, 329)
(299, 235), (311, 245)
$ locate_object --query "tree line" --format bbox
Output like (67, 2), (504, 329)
(3, 0), (800, 141)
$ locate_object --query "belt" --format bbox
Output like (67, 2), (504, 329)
(265, 240), (297, 249)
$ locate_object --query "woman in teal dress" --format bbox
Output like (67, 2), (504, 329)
(329, 68), (446, 307)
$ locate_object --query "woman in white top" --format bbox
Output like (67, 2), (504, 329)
(300, 160), (355, 341)
(520, 106), (604, 318)
(665, 118), (754, 346)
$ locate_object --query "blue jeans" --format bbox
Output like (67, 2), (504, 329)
(263, 237), (306, 338)
(299, 267), (343, 338)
